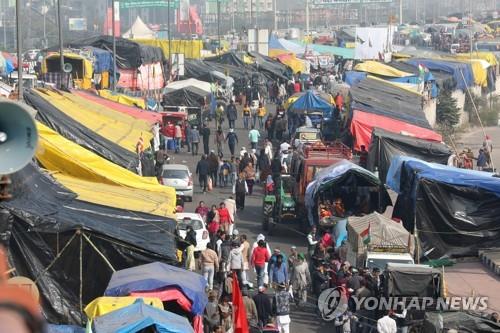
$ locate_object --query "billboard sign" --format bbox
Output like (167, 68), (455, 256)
(119, 0), (179, 9)
(354, 27), (392, 60)
(315, 0), (392, 4)
(68, 18), (87, 31)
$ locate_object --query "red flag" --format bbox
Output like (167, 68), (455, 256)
(232, 272), (249, 333)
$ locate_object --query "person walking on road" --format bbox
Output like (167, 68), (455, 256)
(233, 172), (248, 210)
(218, 202), (232, 234)
(243, 162), (256, 195)
(190, 126), (200, 155)
(243, 103), (251, 129)
(258, 103), (267, 129)
(249, 126), (261, 150)
(239, 234), (251, 288)
(251, 239), (271, 288)
(208, 151), (219, 187)
(174, 122), (182, 153)
(215, 127), (225, 157)
(272, 283), (292, 333)
(196, 154), (210, 193)
(254, 286), (272, 329)
(226, 100), (238, 129)
(243, 287), (259, 327)
(195, 201), (209, 222)
(226, 128), (238, 157)
(200, 243), (219, 291)
(291, 253), (310, 307)
(185, 225), (197, 271)
(184, 122), (192, 153)
(201, 123), (211, 156)
(224, 196), (237, 233)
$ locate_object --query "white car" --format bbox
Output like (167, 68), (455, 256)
(161, 164), (193, 201)
(176, 213), (210, 252)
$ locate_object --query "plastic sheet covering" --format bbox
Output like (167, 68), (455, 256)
(34, 88), (153, 152)
(289, 90), (333, 115)
(424, 311), (500, 333)
(274, 53), (308, 74)
(163, 86), (209, 107)
(344, 71), (367, 86)
(305, 160), (391, 226)
(84, 296), (164, 319)
(384, 264), (441, 297)
(367, 128), (451, 183)
(137, 62), (165, 90)
(354, 61), (413, 77)
(87, 47), (114, 74)
(455, 51), (498, 66)
(165, 78), (212, 94)
(68, 35), (165, 68)
(247, 51), (293, 81)
(53, 173), (175, 218)
(134, 39), (203, 59)
(0, 163), (178, 324)
(25, 89), (139, 172)
(92, 299), (194, 333)
(350, 77), (432, 130)
(105, 262), (208, 315)
(46, 325), (85, 333)
(387, 157), (500, 258)
(285, 91), (334, 109)
(95, 89), (147, 109)
(36, 122), (176, 214)
(350, 110), (442, 151)
(131, 288), (193, 313)
(405, 58), (474, 90)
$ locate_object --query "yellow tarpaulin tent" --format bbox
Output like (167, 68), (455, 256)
(36, 122), (176, 216)
(135, 39), (203, 59)
(441, 58), (490, 87)
(354, 61), (414, 78)
(54, 173), (175, 217)
(98, 89), (146, 109)
(455, 52), (498, 67)
(34, 89), (152, 152)
(275, 53), (308, 74)
(84, 296), (164, 319)
(42, 53), (93, 90)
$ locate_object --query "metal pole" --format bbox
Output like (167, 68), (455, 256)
(111, 0), (117, 91)
(273, 0), (277, 31)
(15, 0), (22, 100)
(306, 0), (309, 36)
(217, 0), (220, 52)
(57, 0), (64, 89)
(399, 0), (402, 24)
(167, 0), (171, 72)
(3, 0), (7, 50)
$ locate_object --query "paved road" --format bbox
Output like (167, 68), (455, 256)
(456, 125), (500, 170)
(169, 106), (332, 332)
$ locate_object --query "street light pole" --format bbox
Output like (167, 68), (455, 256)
(56, 0), (64, 89)
(111, 0), (117, 91)
(15, 0), (22, 100)
(217, 0), (221, 52)
(399, 0), (403, 24)
(167, 0), (171, 76)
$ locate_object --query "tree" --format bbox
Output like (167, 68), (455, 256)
(436, 89), (460, 128)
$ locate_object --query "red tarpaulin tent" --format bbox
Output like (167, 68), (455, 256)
(350, 109), (442, 151)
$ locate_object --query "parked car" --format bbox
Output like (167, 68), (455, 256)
(176, 213), (209, 252)
(161, 164), (193, 201)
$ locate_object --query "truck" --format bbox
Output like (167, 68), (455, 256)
(290, 143), (352, 230)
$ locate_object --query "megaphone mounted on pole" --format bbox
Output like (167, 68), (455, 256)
(63, 62), (73, 73)
(0, 100), (38, 175)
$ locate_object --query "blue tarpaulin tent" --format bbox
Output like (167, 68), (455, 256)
(47, 325), (85, 333)
(289, 90), (333, 117)
(387, 156), (500, 258)
(345, 71), (367, 86)
(305, 159), (391, 226)
(92, 299), (194, 333)
(87, 47), (114, 74)
(405, 59), (474, 91)
(105, 262), (207, 315)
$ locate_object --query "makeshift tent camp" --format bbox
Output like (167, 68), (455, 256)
(123, 16), (155, 39)
(85, 296), (164, 319)
(105, 262), (207, 316)
(367, 128), (451, 183)
(305, 159), (392, 226)
(424, 311), (500, 333)
(92, 299), (194, 333)
(354, 61), (413, 77)
(288, 90), (334, 115)
(42, 53), (93, 89)
(387, 156), (500, 258)
(68, 35), (165, 69)
(25, 89), (139, 172)
(384, 263), (441, 297)
(163, 86), (209, 107)
(346, 212), (414, 267)
(405, 58), (474, 90)
(165, 78), (212, 94)
(247, 51), (293, 81)
(33, 88), (153, 152)
(36, 122), (176, 214)
(0, 164), (178, 324)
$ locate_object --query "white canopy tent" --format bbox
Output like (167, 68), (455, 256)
(122, 16), (155, 39)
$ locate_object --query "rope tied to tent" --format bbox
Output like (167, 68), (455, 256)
(81, 232), (116, 273)
(34, 231), (79, 283)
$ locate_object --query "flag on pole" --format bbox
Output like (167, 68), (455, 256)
(232, 272), (249, 333)
(418, 63), (427, 80)
(360, 222), (371, 245)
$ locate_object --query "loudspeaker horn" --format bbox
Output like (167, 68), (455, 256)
(63, 63), (73, 73)
(0, 101), (38, 174)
